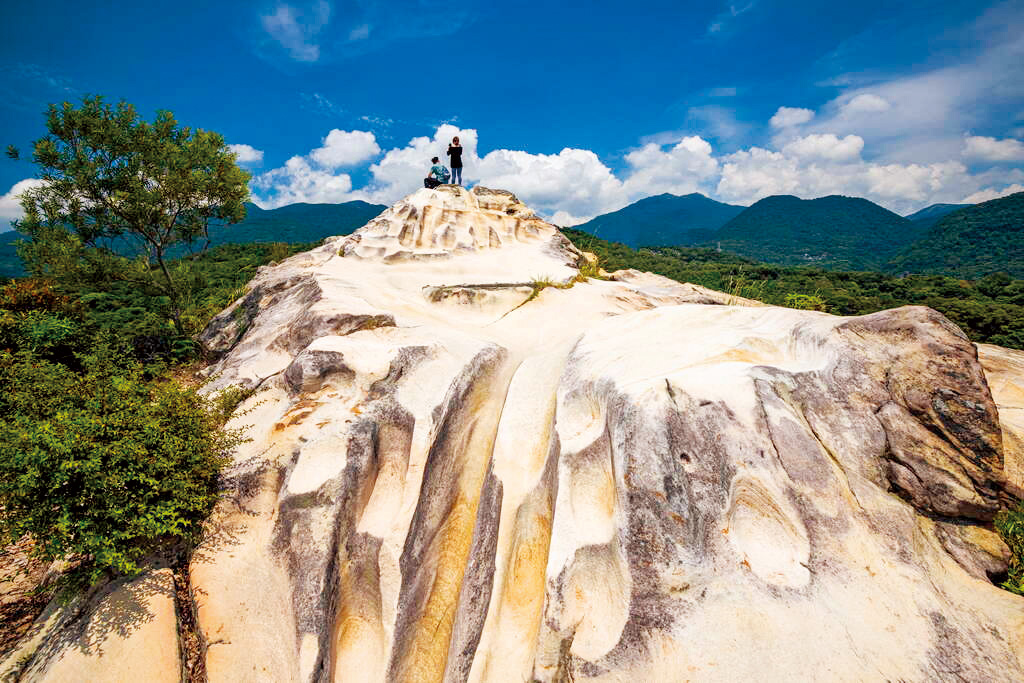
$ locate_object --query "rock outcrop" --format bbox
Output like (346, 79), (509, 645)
(7, 185), (1024, 682)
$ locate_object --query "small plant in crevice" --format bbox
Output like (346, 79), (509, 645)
(995, 501), (1024, 595)
(783, 292), (828, 312)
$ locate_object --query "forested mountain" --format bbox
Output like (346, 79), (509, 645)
(905, 202), (972, 231)
(564, 228), (1024, 349)
(712, 194), (921, 270)
(0, 200), (386, 279)
(891, 192), (1024, 278)
(573, 193), (744, 247)
(209, 201), (386, 245)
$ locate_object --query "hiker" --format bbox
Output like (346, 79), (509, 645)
(424, 156), (450, 188)
(447, 136), (463, 186)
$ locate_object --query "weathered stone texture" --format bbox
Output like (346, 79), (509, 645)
(10, 186), (1024, 682)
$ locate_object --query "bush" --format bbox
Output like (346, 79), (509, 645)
(0, 345), (245, 585)
(784, 292), (828, 311)
(995, 502), (1024, 595)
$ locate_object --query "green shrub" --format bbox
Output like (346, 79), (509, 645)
(0, 345), (245, 586)
(783, 292), (828, 311)
(995, 502), (1024, 595)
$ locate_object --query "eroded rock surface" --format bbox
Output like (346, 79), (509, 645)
(11, 185), (1024, 682)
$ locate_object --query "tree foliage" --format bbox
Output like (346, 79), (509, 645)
(13, 96), (251, 334)
(0, 345), (244, 585)
(0, 271), (263, 587)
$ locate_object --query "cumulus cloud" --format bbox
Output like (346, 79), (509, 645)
(770, 107), (815, 129)
(475, 147), (624, 220)
(963, 135), (1024, 162)
(310, 130), (380, 169)
(252, 156), (354, 207)
(621, 136), (719, 197)
(249, 108), (1024, 220)
(251, 128), (381, 207)
(260, 1), (331, 62)
(962, 183), (1024, 204)
(228, 144), (265, 165)
(717, 134), (974, 212)
(781, 134), (864, 162)
(0, 178), (45, 228)
(365, 124), (477, 203)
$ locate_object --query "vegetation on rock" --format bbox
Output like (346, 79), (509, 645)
(995, 502), (1024, 595)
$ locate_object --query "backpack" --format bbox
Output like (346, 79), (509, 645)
(441, 166), (451, 182)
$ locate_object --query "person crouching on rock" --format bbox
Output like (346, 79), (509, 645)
(424, 157), (450, 188)
(447, 136), (463, 186)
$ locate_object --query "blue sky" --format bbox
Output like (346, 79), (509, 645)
(2, 0), (1023, 227)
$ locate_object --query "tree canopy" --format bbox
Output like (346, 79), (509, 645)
(12, 96), (251, 333)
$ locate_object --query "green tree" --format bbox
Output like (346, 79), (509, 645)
(13, 96), (251, 334)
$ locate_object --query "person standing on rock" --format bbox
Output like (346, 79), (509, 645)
(424, 156), (449, 188)
(447, 136), (463, 186)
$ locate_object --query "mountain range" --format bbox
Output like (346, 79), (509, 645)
(890, 192), (1024, 278)
(572, 191), (1023, 278)
(572, 193), (744, 247)
(3, 190), (1022, 281)
(904, 202), (973, 231)
(0, 200), (387, 279)
(712, 194), (924, 270)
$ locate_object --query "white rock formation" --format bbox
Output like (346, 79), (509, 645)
(7, 185), (1024, 682)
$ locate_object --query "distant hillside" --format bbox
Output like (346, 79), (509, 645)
(890, 192), (1024, 278)
(0, 200), (386, 279)
(0, 231), (24, 280)
(573, 193), (744, 247)
(206, 200), (386, 246)
(905, 203), (973, 232)
(713, 194), (921, 270)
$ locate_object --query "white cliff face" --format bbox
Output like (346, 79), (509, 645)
(8, 185), (1024, 682)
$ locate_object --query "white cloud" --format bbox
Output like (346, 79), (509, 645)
(716, 139), (974, 212)
(250, 111), (1024, 221)
(348, 24), (370, 40)
(550, 211), (587, 227)
(770, 107), (815, 129)
(621, 136), (719, 197)
(228, 143), (265, 165)
(252, 155), (355, 208)
(962, 183), (1024, 204)
(782, 134), (864, 162)
(310, 129), (380, 169)
(251, 128), (381, 207)
(475, 147), (624, 220)
(0, 178), (45, 228)
(806, 11), (1024, 164)
(963, 135), (1024, 162)
(840, 93), (891, 115)
(708, 86), (738, 97)
(261, 1), (331, 62)
(707, 2), (757, 35)
(365, 124), (476, 203)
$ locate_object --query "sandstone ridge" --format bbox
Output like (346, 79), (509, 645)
(6, 185), (1024, 682)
